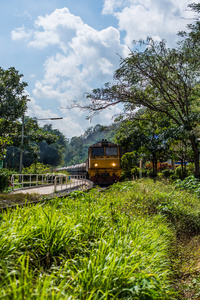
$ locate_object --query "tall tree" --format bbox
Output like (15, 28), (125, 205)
(39, 124), (68, 167)
(5, 118), (59, 169)
(0, 67), (29, 157)
(115, 110), (171, 176)
(75, 34), (200, 174)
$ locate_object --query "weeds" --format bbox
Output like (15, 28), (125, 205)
(0, 183), (179, 299)
(1, 179), (200, 299)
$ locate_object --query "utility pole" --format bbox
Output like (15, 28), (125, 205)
(19, 115), (24, 174)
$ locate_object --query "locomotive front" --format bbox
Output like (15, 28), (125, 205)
(88, 139), (121, 185)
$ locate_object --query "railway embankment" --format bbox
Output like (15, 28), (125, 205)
(0, 178), (199, 299)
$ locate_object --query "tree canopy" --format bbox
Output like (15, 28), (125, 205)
(0, 67), (29, 121)
(115, 109), (171, 176)
(75, 4), (200, 175)
(0, 67), (29, 157)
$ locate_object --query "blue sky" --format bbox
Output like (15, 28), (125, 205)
(0, 0), (197, 138)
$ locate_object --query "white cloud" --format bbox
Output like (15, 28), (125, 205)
(103, 0), (199, 46)
(24, 8), (127, 111)
(27, 96), (84, 138)
(18, 7), (128, 138)
(11, 26), (32, 41)
(12, 2), (198, 139)
(102, 0), (129, 15)
(32, 81), (62, 99)
(27, 96), (58, 119)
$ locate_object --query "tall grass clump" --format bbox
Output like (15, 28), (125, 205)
(174, 175), (200, 195)
(0, 185), (178, 299)
(110, 179), (200, 236)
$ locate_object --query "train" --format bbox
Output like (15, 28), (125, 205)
(56, 139), (122, 185)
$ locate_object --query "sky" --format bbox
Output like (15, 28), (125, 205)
(0, 0), (198, 139)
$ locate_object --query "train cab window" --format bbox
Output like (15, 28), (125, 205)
(105, 147), (118, 156)
(91, 147), (104, 156)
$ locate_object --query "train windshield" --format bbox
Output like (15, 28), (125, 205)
(105, 147), (118, 156)
(92, 147), (104, 156)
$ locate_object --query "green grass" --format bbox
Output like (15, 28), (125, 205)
(1, 179), (200, 299)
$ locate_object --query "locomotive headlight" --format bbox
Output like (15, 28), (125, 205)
(94, 163), (98, 167)
(112, 163), (116, 167)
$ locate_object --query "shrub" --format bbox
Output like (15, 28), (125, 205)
(157, 172), (164, 179)
(0, 170), (10, 192)
(141, 168), (148, 177)
(174, 175), (200, 195)
(175, 166), (189, 179)
(162, 169), (174, 178)
(170, 174), (178, 180)
(22, 163), (52, 174)
(131, 166), (140, 177)
(121, 151), (138, 179)
(147, 169), (157, 178)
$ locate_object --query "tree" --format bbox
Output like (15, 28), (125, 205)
(178, 3), (200, 48)
(39, 124), (68, 167)
(5, 118), (59, 170)
(0, 67), (29, 157)
(121, 151), (138, 179)
(75, 34), (200, 175)
(115, 109), (171, 176)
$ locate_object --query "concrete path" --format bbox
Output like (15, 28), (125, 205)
(11, 182), (82, 195)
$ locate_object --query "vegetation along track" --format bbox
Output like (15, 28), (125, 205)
(1, 179), (200, 299)
(0, 180), (94, 211)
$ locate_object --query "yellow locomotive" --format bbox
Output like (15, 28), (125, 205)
(56, 139), (122, 185)
(88, 139), (122, 185)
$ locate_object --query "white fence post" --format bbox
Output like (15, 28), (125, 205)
(54, 176), (57, 192)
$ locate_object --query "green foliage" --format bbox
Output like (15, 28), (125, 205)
(1, 179), (200, 297)
(0, 169), (11, 192)
(131, 166), (140, 177)
(22, 163), (52, 174)
(121, 151), (138, 179)
(38, 124), (68, 167)
(175, 166), (189, 179)
(0, 67), (30, 155)
(162, 169), (175, 178)
(0, 183), (178, 299)
(147, 169), (157, 178)
(174, 175), (200, 196)
(5, 120), (61, 170)
(0, 67), (29, 121)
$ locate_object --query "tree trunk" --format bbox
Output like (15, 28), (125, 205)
(152, 154), (157, 178)
(190, 135), (200, 177)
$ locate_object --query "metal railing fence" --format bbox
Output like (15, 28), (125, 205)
(10, 174), (87, 192)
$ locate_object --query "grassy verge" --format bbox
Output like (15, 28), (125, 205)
(0, 192), (42, 208)
(0, 179), (200, 299)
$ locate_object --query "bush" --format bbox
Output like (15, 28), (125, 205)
(170, 174), (178, 180)
(131, 166), (140, 177)
(162, 169), (174, 178)
(175, 166), (189, 179)
(157, 172), (164, 179)
(22, 163), (52, 174)
(0, 170), (10, 192)
(174, 175), (200, 195)
(121, 151), (138, 179)
(141, 168), (148, 177)
(147, 169), (157, 178)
